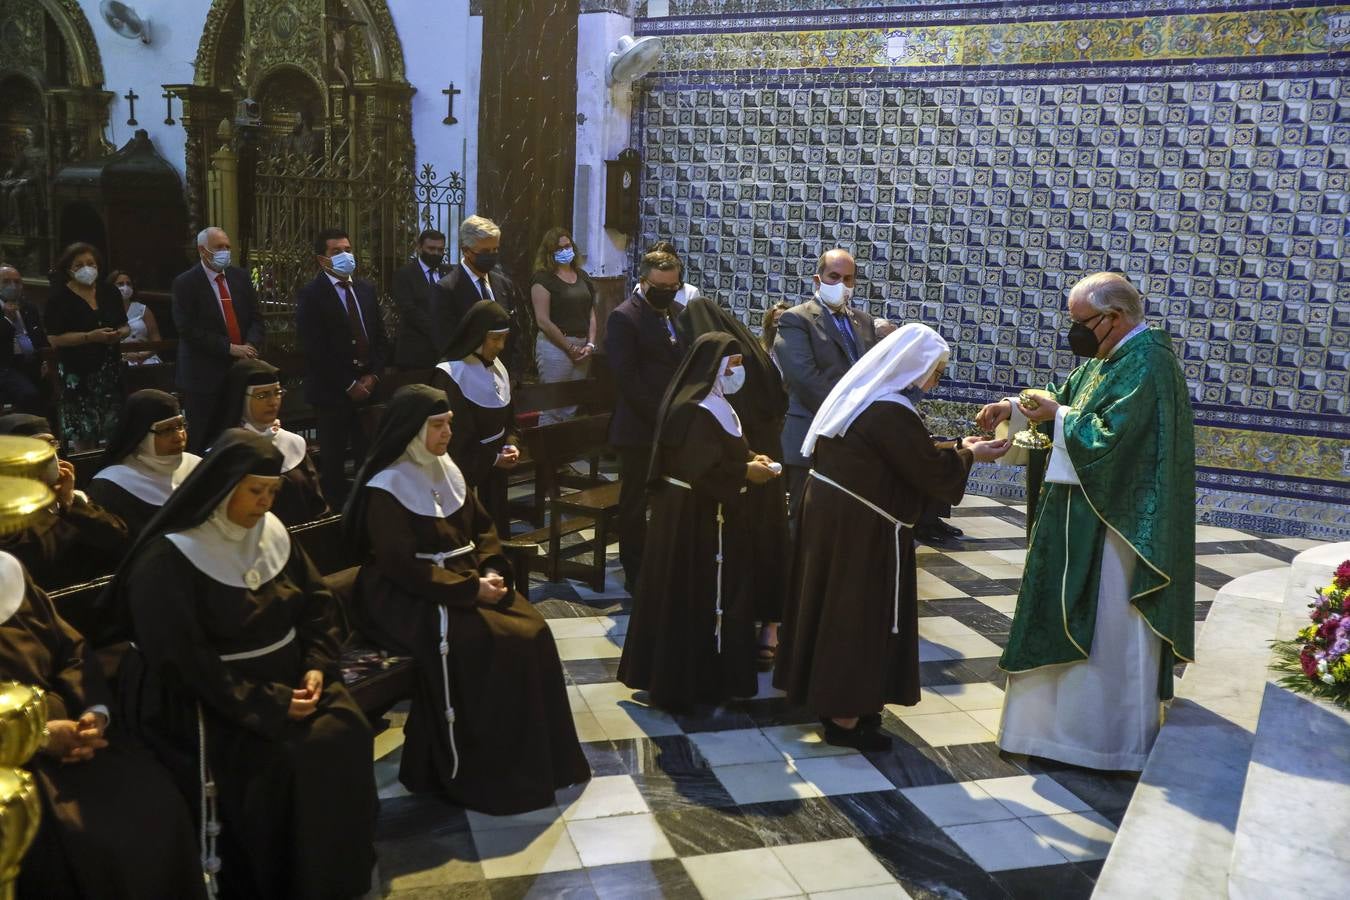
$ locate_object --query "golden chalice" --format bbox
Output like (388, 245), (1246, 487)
(995, 389), (1055, 467)
(0, 434), (57, 899)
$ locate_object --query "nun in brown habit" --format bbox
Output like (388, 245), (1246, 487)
(773, 324), (1009, 750)
(112, 430), (376, 899)
(88, 389), (201, 537)
(211, 359), (329, 526)
(617, 332), (783, 711)
(0, 550), (205, 900)
(429, 300), (521, 537)
(676, 298), (791, 664)
(343, 384), (589, 814)
(0, 413), (128, 590)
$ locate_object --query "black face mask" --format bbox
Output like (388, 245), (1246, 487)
(645, 286), (677, 311)
(419, 251), (444, 269)
(1067, 312), (1109, 357)
(470, 251), (499, 273)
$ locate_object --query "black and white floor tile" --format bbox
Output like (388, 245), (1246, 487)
(368, 495), (1312, 899)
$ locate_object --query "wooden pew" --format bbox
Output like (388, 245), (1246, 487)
(512, 413), (620, 590)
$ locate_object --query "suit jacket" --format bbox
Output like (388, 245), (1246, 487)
(429, 265), (520, 361)
(170, 264), (266, 392)
(295, 273), (390, 408)
(603, 293), (686, 448)
(773, 297), (877, 467)
(0, 301), (48, 370)
(391, 260), (447, 369)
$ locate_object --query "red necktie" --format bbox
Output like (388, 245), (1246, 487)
(338, 280), (370, 365)
(215, 274), (242, 344)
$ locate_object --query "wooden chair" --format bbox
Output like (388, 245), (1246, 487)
(513, 413), (620, 590)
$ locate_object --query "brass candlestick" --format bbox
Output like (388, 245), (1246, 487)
(0, 435), (57, 899)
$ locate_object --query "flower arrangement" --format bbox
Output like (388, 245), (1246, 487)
(1271, 559), (1350, 710)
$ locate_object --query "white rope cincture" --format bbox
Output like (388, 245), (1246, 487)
(218, 627), (296, 662)
(478, 427), (507, 445)
(662, 477), (737, 652)
(197, 702), (221, 899)
(809, 470), (916, 635)
(415, 545), (475, 781)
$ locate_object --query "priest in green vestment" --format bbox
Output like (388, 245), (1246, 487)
(978, 272), (1195, 771)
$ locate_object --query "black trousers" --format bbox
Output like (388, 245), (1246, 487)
(183, 390), (221, 454)
(616, 445), (651, 594)
(317, 399), (370, 509)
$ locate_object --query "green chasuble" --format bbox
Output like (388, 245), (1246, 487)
(1000, 328), (1196, 700)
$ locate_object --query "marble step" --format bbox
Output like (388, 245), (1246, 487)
(1227, 542), (1350, 900)
(1093, 564), (1289, 899)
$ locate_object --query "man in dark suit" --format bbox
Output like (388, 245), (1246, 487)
(429, 215), (522, 369)
(774, 249), (878, 524)
(0, 264), (49, 413)
(602, 249), (687, 593)
(295, 227), (389, 506)
(391, 228), (447, 369)
(170, 226), (265, 452)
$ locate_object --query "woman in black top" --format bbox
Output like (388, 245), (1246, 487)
(44, 242), (128, 449)
(529, 227), (596, 425)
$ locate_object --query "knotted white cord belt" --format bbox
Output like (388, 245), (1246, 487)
(197, 627), (298, 897)
(415, 542), (477, 780)
(662, 476), (746, 652)
(808, 470), (915, 634)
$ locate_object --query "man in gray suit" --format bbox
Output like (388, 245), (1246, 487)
(774, 249), (878, 525)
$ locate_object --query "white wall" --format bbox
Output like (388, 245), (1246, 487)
(574, 11), (636, 278)
(389, 0), (480, 244)
(76, 0), (205, 179)
(71, 0), (482, 227)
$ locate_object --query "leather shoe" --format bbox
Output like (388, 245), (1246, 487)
(932, 519), (964, 539)
(822, 718), (892, 752)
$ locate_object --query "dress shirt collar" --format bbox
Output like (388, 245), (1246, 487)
(201, 260), (226, 283)
(326, 271), (353, 291)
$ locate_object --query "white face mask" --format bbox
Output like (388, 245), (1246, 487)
(72, 266), (98, 286)
(116, 284), (134, 301)
(208, 248), (232, 271)
(718, 364), (746, 396)
(817, 280), (852, 310)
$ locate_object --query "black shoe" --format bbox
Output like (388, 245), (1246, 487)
(822, 718), (892, 752)
(859, 711), (883, 732)
(932, 519), (964, 539)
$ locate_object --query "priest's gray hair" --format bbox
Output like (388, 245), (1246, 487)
(459, 216), (501, 249)
(196, 226), (225, 247)
(1074, 272), (1143, 323)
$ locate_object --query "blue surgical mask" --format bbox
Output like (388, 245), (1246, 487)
(330, 252), (357, 276)
(554, 247), (575, 265)
(210, 249), (232, 271)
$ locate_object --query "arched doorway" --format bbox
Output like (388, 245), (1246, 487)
(0, 0), (110, 273)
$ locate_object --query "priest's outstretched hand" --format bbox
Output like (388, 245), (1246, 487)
(1017, 395), (1059, 423)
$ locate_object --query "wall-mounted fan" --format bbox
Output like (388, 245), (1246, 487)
(100, 1), (151, 45)
(606, 35), (662, 87)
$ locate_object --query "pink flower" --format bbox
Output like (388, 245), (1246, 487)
(1334, 560), (1350, 588)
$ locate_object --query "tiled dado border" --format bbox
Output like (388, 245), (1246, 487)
(638, 0), (1293, 22)
(637, 3), (1350, 71)
(924, 395), (1348, 540)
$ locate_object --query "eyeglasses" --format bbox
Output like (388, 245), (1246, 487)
(150, 418), (187, 435)
(248, 388), (287, 402)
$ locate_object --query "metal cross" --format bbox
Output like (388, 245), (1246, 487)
(162, 89), (176, 125)
(123, 88), (140, 126)
(441, 83), (462, 125)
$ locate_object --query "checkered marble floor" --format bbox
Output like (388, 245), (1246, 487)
(368, 495), (1315, 899)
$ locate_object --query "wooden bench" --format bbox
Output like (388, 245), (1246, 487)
(513, 413), (620, 590)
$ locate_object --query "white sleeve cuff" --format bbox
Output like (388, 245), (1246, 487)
(85, 704), (110, 726)
(1044, 406), (1081, 485)
(1004, 397), (1028, 434)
